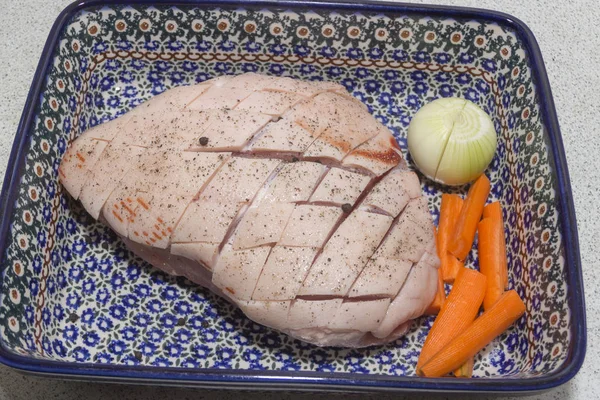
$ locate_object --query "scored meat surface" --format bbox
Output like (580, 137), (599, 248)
(59, 72), (439, 348)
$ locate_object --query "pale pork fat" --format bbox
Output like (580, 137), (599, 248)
(59, 73), (439, 347)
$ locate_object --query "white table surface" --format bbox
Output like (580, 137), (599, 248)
(1, 0), (598, 398)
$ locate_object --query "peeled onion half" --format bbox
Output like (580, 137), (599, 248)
(407, 97), (497, 186)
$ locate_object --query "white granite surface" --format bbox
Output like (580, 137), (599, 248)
(0, 0), (597, 398)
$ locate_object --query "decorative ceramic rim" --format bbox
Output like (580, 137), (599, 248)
(0, 0), (585, 393)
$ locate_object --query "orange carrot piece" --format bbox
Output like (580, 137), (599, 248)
(425, 270), (446, 315)
(442, 255), (464, 283)
(419, 290), (526, 377)
(449, 175), (491, 261)
(478, 219), (505, 310)
(416, 268), (487, 372)
(483, 202), (509, 290)
(453, 357), (474, 378)
(482, 201), (501, 220)
(436, 194), (464, 282)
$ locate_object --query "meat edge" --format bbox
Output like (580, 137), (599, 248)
(120, 233), (435, 348)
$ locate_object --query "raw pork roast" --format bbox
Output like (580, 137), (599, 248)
(59, 73), (439, 347)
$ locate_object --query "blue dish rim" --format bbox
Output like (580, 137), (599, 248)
(0, 0), (585, 393)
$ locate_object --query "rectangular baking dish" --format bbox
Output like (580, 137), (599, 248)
(0, 0), (585, 393)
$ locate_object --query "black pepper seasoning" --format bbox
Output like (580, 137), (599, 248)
(341, 203), (352, 213)
(199, 136), (209, 146)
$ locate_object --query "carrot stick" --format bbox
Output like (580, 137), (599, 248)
(419, 290), (526, 378)
(448, 175), (490, 261)
(478, 218), (505, 310)
(482, 200), (502, 220)
(453, 357), (474, 378)
(425, 270), (446, 315)
(416, 268), (487, 372)
(482, 202), (509, 290)
(442, 255), (464, 283)
(436, 194), (464, 282)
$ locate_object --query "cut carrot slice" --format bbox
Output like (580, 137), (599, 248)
(419, 290), (526, 377)
(416, 268), (487, 373)
(425, 270), (446, 315)
(482, 200), (502, 220)
(436, 194), (464, 282)
(478, 218), (505, 310)
(448, 175), (490, 261)
(482, 201), (509, 290)
(453, 357), (474, 378)
(442, 255), (464, 283)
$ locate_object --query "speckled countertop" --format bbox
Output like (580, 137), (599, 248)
(0, 0), (598, 399)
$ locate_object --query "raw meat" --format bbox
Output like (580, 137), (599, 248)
(59, 72), (438, 348)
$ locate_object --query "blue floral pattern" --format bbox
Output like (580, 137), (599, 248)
(0, 4), (569, 380)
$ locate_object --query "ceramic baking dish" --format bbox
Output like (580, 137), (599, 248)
(0, 0), (585, 393)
